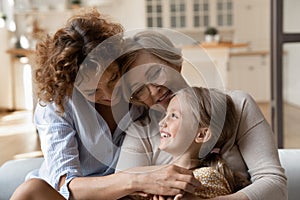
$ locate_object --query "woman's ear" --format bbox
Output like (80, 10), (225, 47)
(195, 127), (211, 144)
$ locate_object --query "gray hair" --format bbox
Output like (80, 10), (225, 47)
(119, 30), (184, 102)
(121, 30), (183, 74)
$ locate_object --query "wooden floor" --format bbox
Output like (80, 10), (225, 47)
(0, 110), (41, 166)
(0, 102), (299, 166)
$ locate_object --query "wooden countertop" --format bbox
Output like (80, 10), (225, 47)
(6, 48), (35, 57)
(183, 42), (249, 49)
(230, 50), (269, 57)
(201, 42), (249, 48)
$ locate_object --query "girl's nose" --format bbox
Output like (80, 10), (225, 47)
(159, 117), (167, 128)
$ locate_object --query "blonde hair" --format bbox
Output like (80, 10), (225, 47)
(175, 87), (250, 192)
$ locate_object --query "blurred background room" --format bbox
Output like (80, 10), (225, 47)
(0, 0), (300, 166)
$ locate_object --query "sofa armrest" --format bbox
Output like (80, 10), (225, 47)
(0, 157), (44, 200)
(278, 149), (300, 200)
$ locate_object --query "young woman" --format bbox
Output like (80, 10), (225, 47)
(116, 30), (287, 200)
(10, 10), (200, 200)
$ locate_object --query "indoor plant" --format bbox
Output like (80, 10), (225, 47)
(204, 27), (220, 43)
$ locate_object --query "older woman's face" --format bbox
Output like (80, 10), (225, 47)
(124, 52), (187, 110)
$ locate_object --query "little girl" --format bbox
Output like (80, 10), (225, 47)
(158, 86), (250, 199)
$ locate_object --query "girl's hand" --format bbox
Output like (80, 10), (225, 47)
(152, 193), (185, 200)
(173, 193), (183, 200)
(175, 193), (205, 200)
(152, 195), (176, 200)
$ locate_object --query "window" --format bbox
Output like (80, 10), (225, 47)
(146, 0), (233, 29)
(146, 0), (163, 27)
(216, 0), (233, 26)
(193, 0), (210, 27)
(169, 0), (186, 28)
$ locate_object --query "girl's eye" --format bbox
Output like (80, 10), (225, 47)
(171, 113), (178, 119)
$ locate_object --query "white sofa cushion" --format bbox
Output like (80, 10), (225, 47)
(0, 157), (44, 200)
(278, 149), (300, 200)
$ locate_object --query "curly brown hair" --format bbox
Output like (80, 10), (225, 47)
(34, 8), (123, 113)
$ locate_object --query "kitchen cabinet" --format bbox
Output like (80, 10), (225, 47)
(228, 52), (270, 102)
(182, 45), (270, 102)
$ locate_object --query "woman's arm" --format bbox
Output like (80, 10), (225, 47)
(34, 102), (83, 197)
(69, 165), (201, 200)
(228, 91), (287, 200)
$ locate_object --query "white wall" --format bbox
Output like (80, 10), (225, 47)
(97, 0), (146, 31)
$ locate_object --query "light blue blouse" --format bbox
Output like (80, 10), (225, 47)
(29, 89), (134, 199)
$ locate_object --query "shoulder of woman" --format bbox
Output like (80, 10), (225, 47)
(226, 90), (254, 104)
(226, 90), (262, 117)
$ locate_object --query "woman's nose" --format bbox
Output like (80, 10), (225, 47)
(97, 85), (112, 99)
(147, 84), (161, 97)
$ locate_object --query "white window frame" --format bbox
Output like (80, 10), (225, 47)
(146, 0), (233, 32)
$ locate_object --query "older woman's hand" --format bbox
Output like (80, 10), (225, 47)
(122, 164), (201, 197)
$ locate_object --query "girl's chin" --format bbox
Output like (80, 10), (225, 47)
(158, 144), (165, 151)
(159, 139), (171, 151)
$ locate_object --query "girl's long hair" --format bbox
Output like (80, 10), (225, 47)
(175, 87), (250, 192)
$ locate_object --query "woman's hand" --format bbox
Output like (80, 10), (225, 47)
(125, 164), (201, 197)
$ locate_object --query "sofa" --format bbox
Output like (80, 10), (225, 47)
(0, 149), (299, 200)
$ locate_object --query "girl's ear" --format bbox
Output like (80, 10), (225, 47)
(195, 127), (211, 144)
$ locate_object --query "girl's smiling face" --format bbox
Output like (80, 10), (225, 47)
(158, 96), (199, 157)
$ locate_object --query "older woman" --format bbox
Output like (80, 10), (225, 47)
(116, 30), (287, 200)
